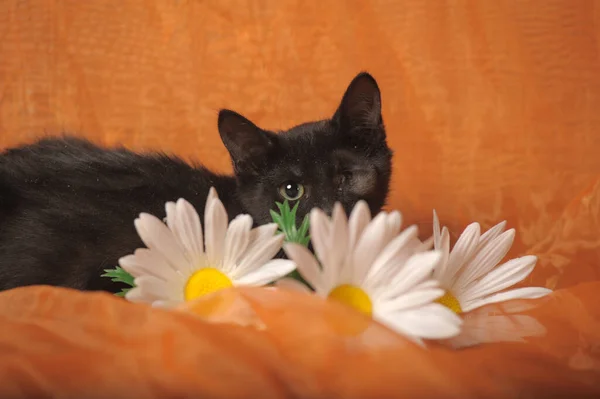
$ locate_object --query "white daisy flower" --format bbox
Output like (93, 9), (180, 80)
(281, 201), (463, 344)
(431, 210), (552, 314)
(119, 188), (296, 308)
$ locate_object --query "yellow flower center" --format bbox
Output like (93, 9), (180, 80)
(184, 268), (233, 301)
(436, 291), (463, 314)
(327, 284), (373, 316)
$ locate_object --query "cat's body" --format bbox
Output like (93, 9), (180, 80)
(0, 72), (393, 293)
(0, 138), (241, 292)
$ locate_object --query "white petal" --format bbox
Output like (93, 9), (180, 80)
(206, 187), (218, 206)
(248, 223), (278, 247)
(351, 212), (389, 284)
(203, 195), (229, 265)
(459, 255), (538, 303)
(402, 233), (428, 253)
(233, 233), (285, 277)
(416, 235), (435, 252)
(412, 280), (441, 291)
(444, 222), (481, 285)
(165, 201), (178, 232)
(377, 287), (445, 313)
(275, 277), (313, 293)
(133, 275), (171, 301)
(376, 303), (462, 340)
(364, 225), (419, 291)
(461, 286), (552, 313)
(124, 287), (148, 303)
(162, 203), (196, 274)
(379, 251), (441, 300)
(309, 208), (331, 267)
(453, 229), (515, 291)
(433, 209), (442, 249)
(477, 220), (507, 252)
(119, 254), (150, 279)
(172, 198), (205, 265)
(283, 243), (324, 292)
(151, 300), (180, 309)
(234, 259), (297, 286)
(134, 214), (191, 274)
(348, 200), (371, 249)
(222, 215), (253, 273)
(433, 226), (451, 281)
(119, 249), (182, 281)
(385, 210), (403, 241)
(323, 203), (349, 286)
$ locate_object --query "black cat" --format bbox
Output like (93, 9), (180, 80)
(0, 72), (393, 293)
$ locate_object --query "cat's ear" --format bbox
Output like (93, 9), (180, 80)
(333, 72), (384, 137)
(218, 109), (276, 174)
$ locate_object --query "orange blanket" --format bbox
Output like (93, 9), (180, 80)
(0, 282), (599, 398)
(1, 0), (599, 397)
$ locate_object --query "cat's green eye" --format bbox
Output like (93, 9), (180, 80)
(279, 181), (305, 201)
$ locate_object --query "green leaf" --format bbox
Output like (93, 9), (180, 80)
(269, 209), (283, 227)
(280, 201), (294, 232)
(270, 200), (311, 248)
(297, 214), (310, 239)
(289, 201), (299, 228)
(101, 266), (136, 297)
(275, 201), (285, 214)
(267, 201), (316, 290)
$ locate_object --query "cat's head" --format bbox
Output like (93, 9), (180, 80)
(218, 72), (393, 226)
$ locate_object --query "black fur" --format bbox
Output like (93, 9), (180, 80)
(0, 72), (393, 293)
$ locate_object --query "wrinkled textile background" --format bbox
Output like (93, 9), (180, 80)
(0, 0), (599, 398)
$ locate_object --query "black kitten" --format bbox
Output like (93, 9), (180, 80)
(0, 72), (392, 293)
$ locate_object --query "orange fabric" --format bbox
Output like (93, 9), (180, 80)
(0, 284), (599, 398)
(0, 0), (599, 397)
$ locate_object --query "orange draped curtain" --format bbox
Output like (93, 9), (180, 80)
(1, 1), (600, 398)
